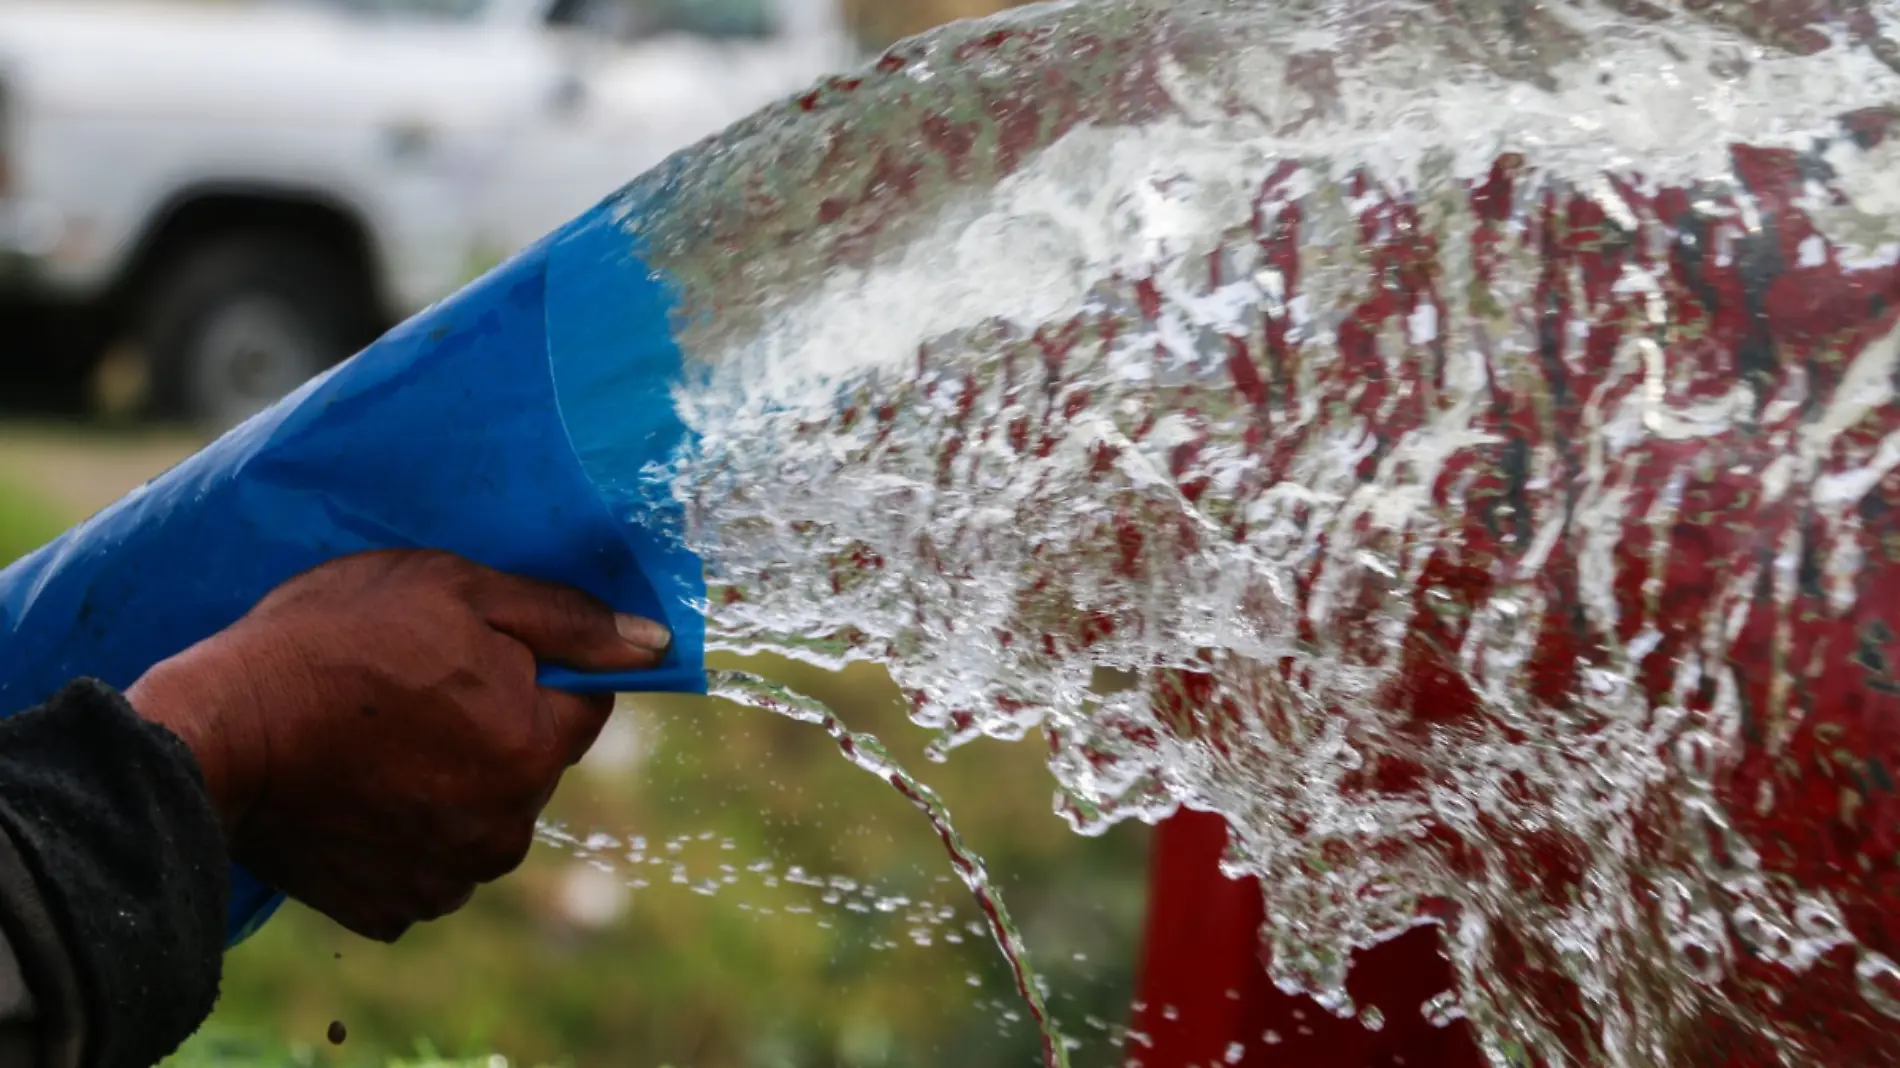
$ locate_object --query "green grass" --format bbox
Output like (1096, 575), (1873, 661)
(0, 474), (67, 567)
(166, 1024), (548, 1068)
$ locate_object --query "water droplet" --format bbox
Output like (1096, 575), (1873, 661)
(1857, 952), (1900, 1020)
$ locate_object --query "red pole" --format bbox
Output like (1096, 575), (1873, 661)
(1133, 810), (1485, 1068)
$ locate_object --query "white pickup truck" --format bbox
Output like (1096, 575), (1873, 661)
(0, 0), (850, 428)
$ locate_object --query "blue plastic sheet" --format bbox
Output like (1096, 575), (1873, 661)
(0, 193), (708, 943)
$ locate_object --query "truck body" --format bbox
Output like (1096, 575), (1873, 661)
(0, 0), (850, 427)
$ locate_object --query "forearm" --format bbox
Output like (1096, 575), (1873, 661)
(0, 680), (230, 1068)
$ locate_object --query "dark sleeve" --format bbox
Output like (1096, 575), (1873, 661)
(0, 679), (230, 1068)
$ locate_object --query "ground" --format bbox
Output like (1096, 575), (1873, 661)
(0, 422), (202, 523)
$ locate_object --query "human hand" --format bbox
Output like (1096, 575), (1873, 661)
(126, 550), (671, 941)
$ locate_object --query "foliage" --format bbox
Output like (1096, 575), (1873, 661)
(0, 476), (65, 567)
(166, 1023), (543, 1068)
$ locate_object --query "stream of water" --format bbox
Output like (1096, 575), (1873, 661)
(564, 1), (1900, 1063)
(708, 670), (1073, 1068)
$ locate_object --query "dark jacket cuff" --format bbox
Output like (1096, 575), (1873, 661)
(0, 680), (228, 1068)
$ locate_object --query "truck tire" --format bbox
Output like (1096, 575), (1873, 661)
(141, 235), (370, 431)
(0, 301), (110, 417)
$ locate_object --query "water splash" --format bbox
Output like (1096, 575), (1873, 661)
(708, 669), (1072, 1068)
(533, 819), (1005, 954)
(571, 1), (1900, 1063)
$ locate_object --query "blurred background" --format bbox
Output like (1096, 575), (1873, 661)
(0, 0), (1152, 1065)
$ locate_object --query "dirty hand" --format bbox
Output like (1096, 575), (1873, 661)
(125, 550), (671, 941)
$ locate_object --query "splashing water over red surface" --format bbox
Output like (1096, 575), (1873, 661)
(579, 2), (1900, 1063)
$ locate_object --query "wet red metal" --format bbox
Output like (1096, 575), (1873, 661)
(1130, 105), (1900, 1065)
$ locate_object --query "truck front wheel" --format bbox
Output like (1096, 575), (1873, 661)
(141, 235), (371, 431)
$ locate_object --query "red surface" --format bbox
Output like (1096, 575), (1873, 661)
(1133, 810), (1484, 1068)
(1124, 110), (1900, 1067)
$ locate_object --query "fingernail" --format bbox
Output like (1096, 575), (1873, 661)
(616, 614), (673, 653)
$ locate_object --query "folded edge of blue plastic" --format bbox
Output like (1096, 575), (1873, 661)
(0, 190), (708, 945)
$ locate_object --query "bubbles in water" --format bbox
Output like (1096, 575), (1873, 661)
(574, 0), (1900, 1063)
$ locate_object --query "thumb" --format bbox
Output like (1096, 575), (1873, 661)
(466, 569), (672, 673)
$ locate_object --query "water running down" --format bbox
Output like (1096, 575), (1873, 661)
(709, 670), (1074, 1068)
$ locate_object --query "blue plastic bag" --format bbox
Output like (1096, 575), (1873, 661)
(0, 190), (708, 944)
